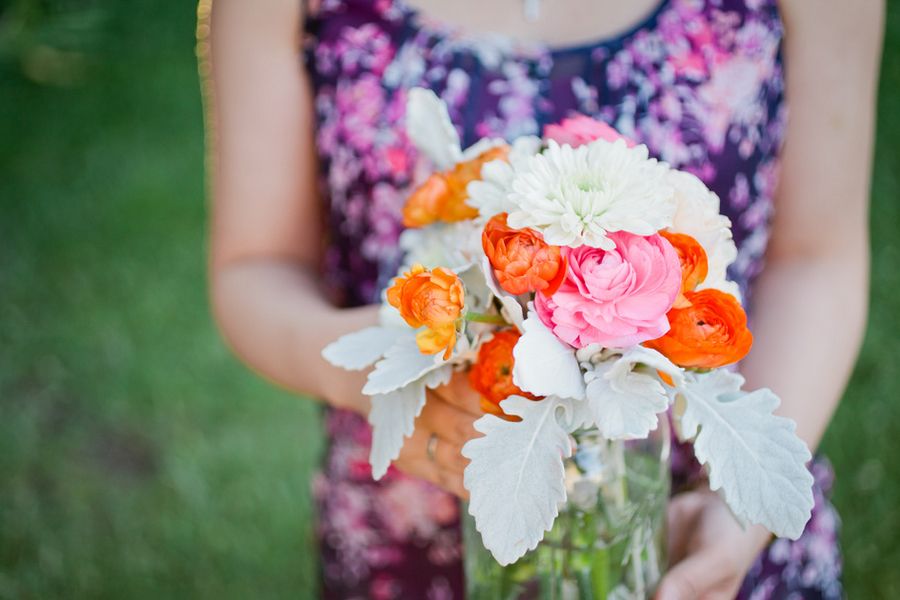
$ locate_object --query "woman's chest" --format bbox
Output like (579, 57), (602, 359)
(305, 0), (785, 305)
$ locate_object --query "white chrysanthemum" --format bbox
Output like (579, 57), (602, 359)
(467, 135), (542, 218)
(504, 140), (676, 249)
(667, 170), (741, 300)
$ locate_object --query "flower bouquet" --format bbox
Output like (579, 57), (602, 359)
(323, 88), (814, 599)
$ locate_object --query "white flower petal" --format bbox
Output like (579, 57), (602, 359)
(702, 276), (742, 300)
(679, 371), (815, 539)
(467, 136), (542, 219)
(479, 256), (525, 329)
(508, 135), (543, 163)
(362, 332), (445, 395)
(321, 326), (402, 371)
(368, 381), (427, 480)
(583, 349), (675, 440)
(513, 310), (585, 400)
(621, 345), (685, 389)
(462, 395), (575, 565)
(467, 163), (515, 218)
(506, 140), (675, 249)
(667, 170), (741, 301)
(406, 88), (462, 170)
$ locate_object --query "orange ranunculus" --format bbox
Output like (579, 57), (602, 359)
(482, 213), (567, 296)
(644, 288), (753, 369)
(402, 145), (509, 227)
(660, 230), (708, 308)
(402, 174), (449, 228)
(468, 329), (539, 420)
(386, 264), (465, 359)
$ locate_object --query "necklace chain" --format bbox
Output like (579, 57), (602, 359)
(523, 0), (541, 21)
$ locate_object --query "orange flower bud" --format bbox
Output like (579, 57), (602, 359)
(644, 289), (753, 369)
(660, 230), (708, 308)
(402, 174), (449, 228)
(402, 146), (508, 228)
(386, 264), (465, 359)
(482, 213), (567, 296)
(468, 329), (539, 420)
(415, 323), (458, 359)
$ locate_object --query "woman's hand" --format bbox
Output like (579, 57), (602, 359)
(655, 488), (772, 600)
(393, 370), (482, 498)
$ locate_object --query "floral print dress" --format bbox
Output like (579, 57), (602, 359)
(303, 0), (843, 597)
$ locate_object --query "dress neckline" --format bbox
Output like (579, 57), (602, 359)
(392, 0), (671, 57)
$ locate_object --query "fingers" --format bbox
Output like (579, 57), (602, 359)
(394, 424), (469, 499)
(655, 550), (734, 600)
(429, 372), (483, 417)
(435, 464), (469, 500)
(418, 393), (478, 446)
(666, 491), (706, 565)
(434, 436), (469, 474)
(388, 369), (486, 500)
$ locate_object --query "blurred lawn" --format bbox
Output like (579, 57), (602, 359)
(0, 0), (899, 598)
(0, 1), (323, 598)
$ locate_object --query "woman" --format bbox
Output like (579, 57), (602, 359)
(206, 0), (882, 597)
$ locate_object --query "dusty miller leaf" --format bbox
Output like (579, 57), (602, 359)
(679, 371), (814, 539)
(462, 396), (576, 565)
(321, 326), (401, 371)
(362, 332), (445, 396)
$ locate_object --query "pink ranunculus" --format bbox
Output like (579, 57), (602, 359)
(535, 232), (682, 349)
(542, 115), (637, 148)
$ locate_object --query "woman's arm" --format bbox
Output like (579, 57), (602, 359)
(207, 0), (375, 413)
(657, 1), (884, 598)
(742, 0), (883, 449)
(205, 0), (479, 496)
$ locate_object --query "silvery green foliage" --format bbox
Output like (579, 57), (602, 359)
(367, 365), (452, 480)
(462, 395), (579, 565)
(362, 332), (446, 396)
(368, 383), (427, 480)
(321, 326), (401, 371)
(678, 370), (814, 539)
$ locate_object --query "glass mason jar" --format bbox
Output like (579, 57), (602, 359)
(464, 419), (671, 600)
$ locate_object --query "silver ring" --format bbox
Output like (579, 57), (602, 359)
(426, 433), (439, 462)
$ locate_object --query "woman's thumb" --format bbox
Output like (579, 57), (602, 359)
(654, 551), (724, 600)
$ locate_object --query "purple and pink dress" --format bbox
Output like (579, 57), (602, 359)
(303, 0), (843, 597)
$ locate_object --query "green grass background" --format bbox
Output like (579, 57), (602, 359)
(1, 0), (898, 598)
